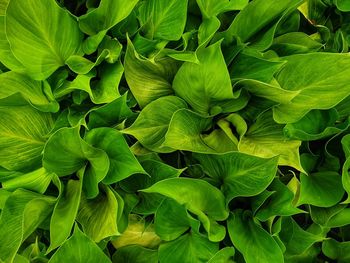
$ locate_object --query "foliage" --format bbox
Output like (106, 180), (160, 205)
(1, 0), (350, 262)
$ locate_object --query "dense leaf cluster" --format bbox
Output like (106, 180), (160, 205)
(1, 0), (350, 262)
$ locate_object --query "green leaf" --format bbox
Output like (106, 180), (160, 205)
(278, 217), (324, 256)
(284, 109), (349, 141)
(0, 12), (24, 72)
(112, 245), (158, 263)
(225, 0), (303, 43)
(172, 41), (233, 115)
(322, 238), (350, 262)
(194, 152), (278, 203)
(79, 0), (139, 35)
(207, 247), (235, 263)
(142, 177), (228, 221)
(1, 167), (53, 194)
(49, 225), (111, 263)
(112, 214), (161, 249)
(158, 232), (219, 263)
(142, 177), (228, 242)
(273, 53), (350, 123)
(335, 0), (350, 12)
(85, 128), (145, 184)
(5, 0), (83, 79)
(48, 179), (82, 252)
(227, 210), (284, 263)
(138, 0), (188, 41)
(254, 179), (304, 221)
(0, 106), (54, 171)
(0, 71), (59, 112)
(0, 189), (55, 263)
(43, 127), (109, 198)
(120, 160), (183, 214)
(271, 32), (323, 56)
(230, 51), (285, 83)
(124, 38), (179, 108)
(123, 96), (188, 152)
(77, 186), (121, 242)
(298, 172), (344, 207)
(87, 94), (135, 129)
(164, 109), (236, 153)
(155, 198), (200, 241)
(341, 134), (350, 203)
(54, 62), (124, 104)
(238, 111), (304, 172)
(196, 0), (248, 18)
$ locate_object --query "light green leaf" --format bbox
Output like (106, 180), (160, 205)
(1, 167), (53, 194)
(194, 152), (278, 203)
(0, 106), (54, 171)
(0, 71), (59, 112)
(85, 128), (145, 184)
(0, 13), (24, 72)
(0, 189), (55, 263)
(123, 96), (188, 152)
(142, 178), (228, 221)
(139, 0), (188, 41)
(77, 186), (121, 242)
(173, 41), (233, 115)
(112, 215), (161, 249)
(124, 38), (179, 108)
(227, 210), (284, 263)
(238, 111), (304, 172)
(158, 232), (219, 263)
(164, 109), (236, 153)
(112, 245), (158, 263)
(196, 0), (248, 18)
(5, 0), (83, 79)
(341, 134), (350, 203)
(49, 225), (111, 263)
(48, 179), (82, 252)
(207, 247), (235, 263)
(274, 53), (350, 123)
(79, 0), (139, 35)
